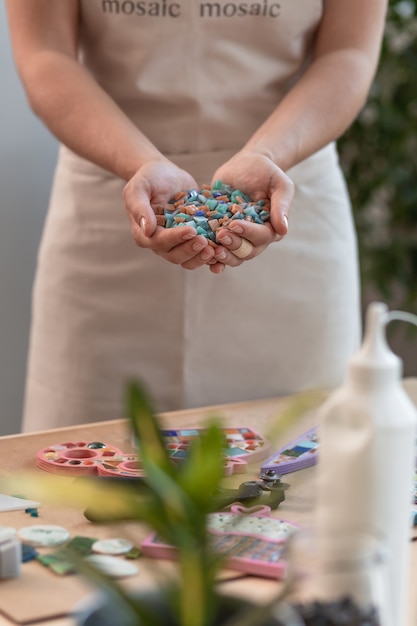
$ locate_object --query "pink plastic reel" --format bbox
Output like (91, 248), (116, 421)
(36, 441), (143, 477)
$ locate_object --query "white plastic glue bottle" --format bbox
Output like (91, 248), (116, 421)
(315, 301), (417, 626)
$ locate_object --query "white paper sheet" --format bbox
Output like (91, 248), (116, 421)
(0, 493), (40, 512)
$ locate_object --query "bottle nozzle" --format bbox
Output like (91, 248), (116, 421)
(359, 302), (390, 363)
(348, 302), (417, 385)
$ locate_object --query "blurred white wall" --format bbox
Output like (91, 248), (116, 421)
(0, 5), (58, 434)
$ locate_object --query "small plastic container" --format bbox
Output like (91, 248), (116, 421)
(0, 527), (21, 579)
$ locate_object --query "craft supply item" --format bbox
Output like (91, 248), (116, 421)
(96, 455), (144, 478)
(37, 535), (98, 576)
(21, 543), (38, 563)
(233, 238), (254, 259)
(124, 546), (141, 559)
(260, 426), (319, 476)
(132, 426), (270, 476)
(36, 553), (76, 576)
(18, 524), (70, 547)
(142, 507), (299, 579)
(161, 180), (270, 243)
(85, 554), (139, 578)
(0, 493), (40, 512)
(0, 527), (21, 579)
(0, 526), (17, 537)
(216, 475), (290, 511)
(39, 427), (270, 478)
(161, 426), (270, 469)
(25, 507), (39, 517)
(36, 440), (136, 477)
(316, 302), (417, 626)
(92, 538), (134, 556)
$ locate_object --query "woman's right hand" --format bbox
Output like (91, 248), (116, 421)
(123, 159), (218, 270)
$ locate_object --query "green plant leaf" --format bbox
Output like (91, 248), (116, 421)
(126, 381), (176, 479)
(177, 420), (226, 512)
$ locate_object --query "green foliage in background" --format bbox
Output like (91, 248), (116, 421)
(338, 0), (417, 309)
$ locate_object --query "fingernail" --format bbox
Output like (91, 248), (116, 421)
(282, 215), (288, 232)
(201, 250), (212, 262)
(216, 249), (227, 260)
(139, 217), (147, 230)
(182, 232), (196, 241)
(218, 235), (232, 246)
(192, 240), (206, 252)
(229, 224), (244, 235)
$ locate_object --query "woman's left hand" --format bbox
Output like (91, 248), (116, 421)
(208, 150), (294, 273)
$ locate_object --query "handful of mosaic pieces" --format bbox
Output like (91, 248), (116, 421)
(155, 180), (271, 246)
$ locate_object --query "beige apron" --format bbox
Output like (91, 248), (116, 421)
(23, 0), (361, 431)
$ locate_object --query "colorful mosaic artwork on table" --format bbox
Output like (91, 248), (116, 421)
(157, 427), (270, 474)
(36, 427), (270, 478)
(142, 504), (300, 579)
(261, 425), (319, 475)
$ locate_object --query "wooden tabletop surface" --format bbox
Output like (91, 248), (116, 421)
(0, 383), (416, 626)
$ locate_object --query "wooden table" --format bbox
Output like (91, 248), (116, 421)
(0, 384), (416, 626)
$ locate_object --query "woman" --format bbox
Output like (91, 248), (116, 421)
(6, 0), (387, 430)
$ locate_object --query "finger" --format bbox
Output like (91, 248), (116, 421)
(215, 230), (253, 264)
(123, 185), (158, 238)
(212, 244), (244, 267)
(232, 238), (254, 259)
(269, 178), (295, 237)
(129, 218), (153, 249)
(215, 223), (275, 258)
(181, 242), (216, 269)
(208, 261), (226, 274)
(173, 238), (214, 267)
(138, 221), (200, 252)
(227, 221), (279, 246)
